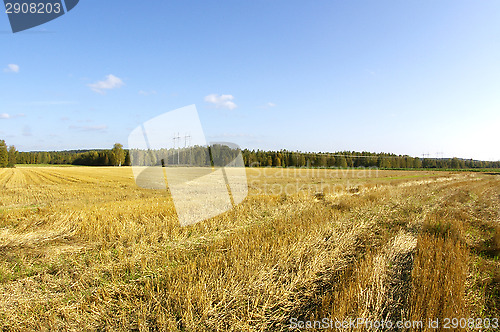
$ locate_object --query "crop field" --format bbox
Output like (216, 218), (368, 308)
(0, 167), (499, 331)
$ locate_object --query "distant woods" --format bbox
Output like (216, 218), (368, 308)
(1, 138), (499, 169)
(0, 141), (128, 167)
(71, 143), (128, 166)
(242, 150), (500, 169)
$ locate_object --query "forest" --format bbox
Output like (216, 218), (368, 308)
(1, 138), (499, 169)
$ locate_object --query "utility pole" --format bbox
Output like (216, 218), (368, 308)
(184, 134), (191, 166)
(176, 133), (181, 165)
(173, 133), (181, 165)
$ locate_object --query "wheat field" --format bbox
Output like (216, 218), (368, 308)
(0, 167), (499, 331)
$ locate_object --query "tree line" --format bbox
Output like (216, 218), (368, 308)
(1, 138), (499, 169)
(1, 141), (129, 167)
(241, 150), (500, 169)
(72, 144), (128, 166)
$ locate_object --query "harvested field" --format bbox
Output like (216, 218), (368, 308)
(0, 167), (498, 331)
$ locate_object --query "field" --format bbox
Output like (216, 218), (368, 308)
(0, 167), (499, 331)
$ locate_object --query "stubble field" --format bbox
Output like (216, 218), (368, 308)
(0, 167), (499, 331)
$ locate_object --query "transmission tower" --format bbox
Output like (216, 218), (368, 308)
(172, 133), (181, 165)
(184, 133), (191, 166)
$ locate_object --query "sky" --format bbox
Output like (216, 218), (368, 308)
(1, 0), (500, 161)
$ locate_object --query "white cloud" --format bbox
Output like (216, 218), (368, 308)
(0, 113), (25, 119)
(204, 94), (237, 110)
(88, 74), (124, 94)
(267, 102), (276, 107)
(3, 64), (19, 73)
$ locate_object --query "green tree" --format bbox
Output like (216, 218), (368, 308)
(381, 158), (391, 169)
(266, 155), (273, 166)
(0, 140), (8, 168)
(450, 157), (460, 169)
(319, 155), (327, 167)
(338, 156), (348, 168)
(298, 154), (306, 167)
(414, 158), (422, 169)
(273, 156), (281, 167)
(124, 151), (131, 166)
(7, 145), (18, 167)
(112, 143), (125, 166)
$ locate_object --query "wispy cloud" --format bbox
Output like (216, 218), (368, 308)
(69, 125), (108, 132)
(139, 90), (157, 96)
(88, 74), (124, 94)
(258, 102), (277, 109)
(204, 94), (237, 110)
(0, 113), (25, 119)
(3, 64), (19, 73)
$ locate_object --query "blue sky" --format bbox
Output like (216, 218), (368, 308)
(1, 0), (499, 160)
